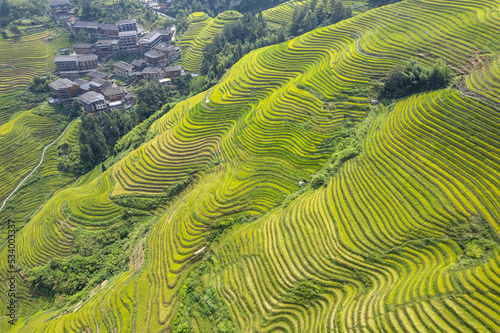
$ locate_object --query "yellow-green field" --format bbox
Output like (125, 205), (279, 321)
(0, 30), (70, 125)
(2, 0), (500, 331)
(177, 11), (243, 72)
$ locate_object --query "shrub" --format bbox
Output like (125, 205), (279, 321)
(311, 173), (326, 189)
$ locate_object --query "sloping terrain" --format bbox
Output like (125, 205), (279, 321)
(2, 0), (500, 331)
(0, 30), (70, 125)
(178, 11), (243, 72)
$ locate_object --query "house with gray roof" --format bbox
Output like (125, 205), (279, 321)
(78, 91), (108, 113)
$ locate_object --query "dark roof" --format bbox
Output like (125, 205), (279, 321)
(131, 59), (146, 67)
(164, 65), (182, 72)
(152, 43), (169, 53)
(95, 40), (118, 46)
(145, 50), (165, 59)
(90, 78), (110, 87)
(73, 43), (94, 49)
(55, 55), (78, 62)
(78, 54), (98, 62)
(78, 91), (105, 104)
(88, 71), (108, 79)
(141, 29), (171, 43)
(74, 21), (99, 28)
(74, 78), (88, 85)
(49, 78), (77, 90)
(118, 19), (137, 25)
(142, 67), (161, 74)
(100, 23), (118, 30)
(50, 0), (70, 6)
(80, 82), (91, 91)
(103, 86), (126, 97)
(114, 61), (134, 70)
(119, 31), (137, 37)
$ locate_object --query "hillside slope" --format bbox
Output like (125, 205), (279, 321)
(2, 0), (500, 331)
(178, 11), (243, 72)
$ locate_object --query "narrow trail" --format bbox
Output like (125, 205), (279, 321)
(0, 117), (78, 213)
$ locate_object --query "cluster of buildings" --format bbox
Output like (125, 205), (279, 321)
(112, 41), (182, 82)
(48, 72), (134, 114)
(54, 54), (99, 76)
(49, 0), (74, 19)
(69, 19), (178, 56)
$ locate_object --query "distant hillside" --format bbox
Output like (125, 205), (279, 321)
(2, 0), (500, 332)
(177, 11), (243, 72)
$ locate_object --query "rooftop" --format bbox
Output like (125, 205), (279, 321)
(131, 59), (146, 67)
(90, 78), (110, 87)
(145, 50), (165, 59)
(141, 29), (171, 43)
(119, 31), (137, 37)
(73, 43), (94, 49)
(78, 91), (105, 104)
(78, 54), (98, 62)
(49, 78), (78, 90)
(165, 65), (182, 72)
(118, 19), (137, 25)
(74, 20), (100, 28)
(114, 61), (134, 70)
(142, 67), (161, 74)
(88, 71), (108, 79)
(50, 0), (70, 6)
(100, 23), (118, 30)
(55, 55), (78, 62)
(103, 86), (126, 97)
(153, 43), (169, 53)
(95, 39), (119, 46)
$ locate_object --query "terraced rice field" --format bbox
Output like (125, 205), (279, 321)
(0, 109), (62, 205)
(262, 0), (309, 26)
(3, 0), (500, 331)
(177, 11), (243, 72)
(262, 0), (367, 27)
(0, 114), (79, 227)
(0, 30), (70, 125)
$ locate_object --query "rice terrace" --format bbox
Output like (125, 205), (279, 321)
(0, 0), (500, 332)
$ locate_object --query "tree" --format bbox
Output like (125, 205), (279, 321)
(300, 10), (318, 33)
(9, 25), (20, 35)
(0, 0), (10, 17)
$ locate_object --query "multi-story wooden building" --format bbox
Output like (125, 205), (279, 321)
(119, 31), (138, 51)
(145, 50), (167, 67)
(142, 67), (164, 81)
(118, 19), (137, 32)
(114, 61), (135, 78)
(78, 91), (108, 113)
(164, 65), (182, 79)
(73, 43), (94, 55)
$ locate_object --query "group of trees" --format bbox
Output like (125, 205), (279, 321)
(170, 0), (287, 18)
(71, 0), (169, 31)
(379, 59), (452, 98)
(78, 109), (136, 173)
(0, 0), (44, 30)
(368, 0), (403, 8)
(197, 1), (354, 81)
(200, 13), (286, 81)
(290, 0), (352, 36)
(29, 222), (132, 299)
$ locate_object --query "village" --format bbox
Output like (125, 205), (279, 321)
(48, 0), (184, 114)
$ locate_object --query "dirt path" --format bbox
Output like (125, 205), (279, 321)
(0, 118), (77, 212)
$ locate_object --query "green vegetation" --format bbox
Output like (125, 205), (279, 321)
(379, 59), (453, 99)
(74, 0), (171, 31)
(2, 0), (500, 332)
(0, 29), (70, 124)
(177, 10), (243, 72)
(283, 281), (325, 303)
(169, 0), (287, 17)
